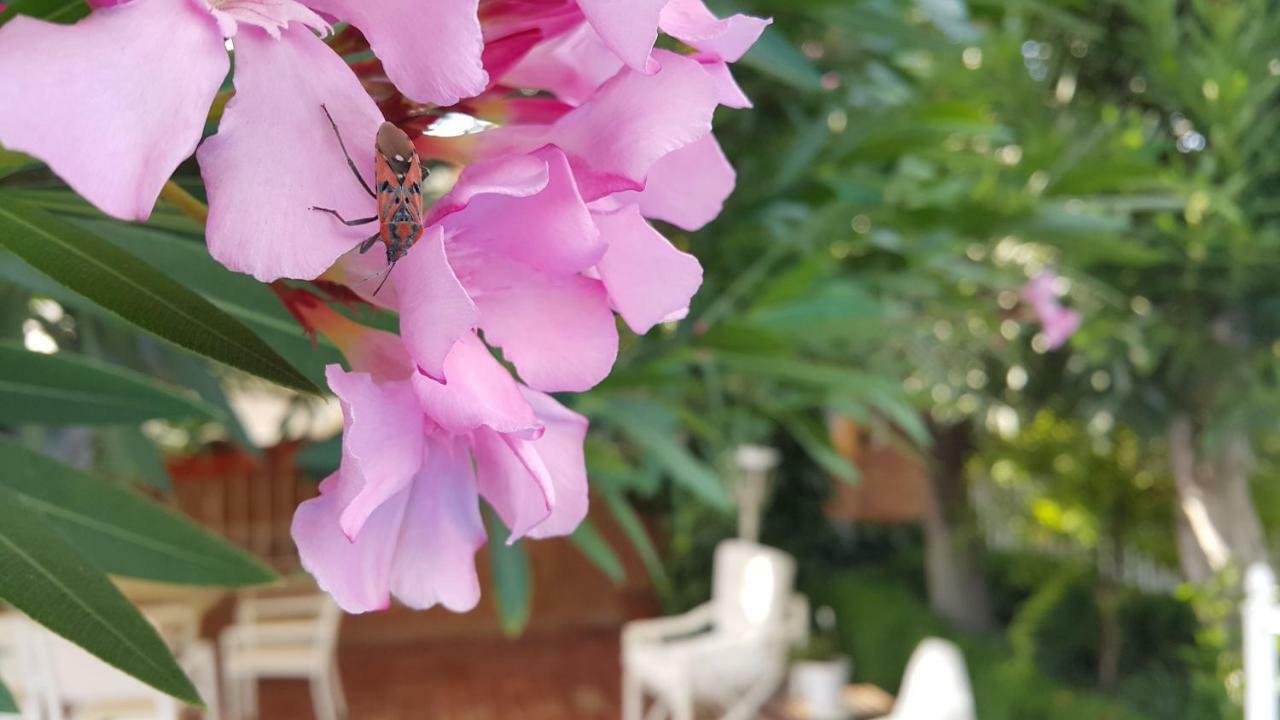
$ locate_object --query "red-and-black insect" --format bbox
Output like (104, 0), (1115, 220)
(311, 104), (427, 294)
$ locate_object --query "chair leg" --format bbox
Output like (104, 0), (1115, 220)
(328, 663), (348, 718)
(623, 671), (643, 720)
(240, 678), (258, 720)
(310, 672), (338, 720)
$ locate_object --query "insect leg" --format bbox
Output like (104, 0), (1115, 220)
(320, 104), (376, 199)
(310, 207), (378, 226)
(374, 260), (397, 296)
(357, 234), (380, 254)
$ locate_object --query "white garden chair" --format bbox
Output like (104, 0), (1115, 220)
(882, 637), (975, 720)
(141, 604), (219, 720)
(219, 591), (345, 720)
(16, 622), (182, 720)
(622, 539), (807, 720)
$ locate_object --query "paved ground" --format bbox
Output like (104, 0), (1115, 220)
(257, 630), (621, 720)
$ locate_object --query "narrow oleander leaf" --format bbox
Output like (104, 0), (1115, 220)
(0, 676), (15, 713)
(569, 518), (625, 584)
(0, 438), (277, 587)
(98, 426), (172, 492)
(81, 219), (344, 386)
(603, 492), (667, 588)
(595, 400), (731, 510)
(0, 0), (89, 25)
(0, 197), (321, 393)
(739, 27), (825, 92)
(781, 413), (861, 485)
(0, 343), (221, 424)
(0, 485), (201, 704)
(484, 507), (531, 638)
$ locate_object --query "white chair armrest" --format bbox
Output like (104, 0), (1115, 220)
(623, 603), (715, 647)
(786, 593), (810, 647)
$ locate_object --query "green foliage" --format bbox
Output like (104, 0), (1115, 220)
(484, 507), (532, 638)
(569, 519), (626, 585)
(0, 484), (201, 705)
(0, 439), (276, 586)
(0, 197), (319, 394)
(0, 677), (14, 713)
(815, 569), (1148, 720)
(0, 342), (220, 424)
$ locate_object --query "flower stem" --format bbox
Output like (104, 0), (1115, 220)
(160, 181), (209, 225)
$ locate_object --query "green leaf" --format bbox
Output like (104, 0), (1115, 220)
(80, 219), (344, 386)
(296, 435), (341, 479)
(97, 426), (172, 492)
(0, 198), (321, 394)
(0, 147), (38, 180)
(0, 677), (16, 713)
(603, 492), (667, 589)
(0, 439), (277, 587)
(0, 0), (89, 24)
(484, 507), (531, 638)
(780, 414), (860, 485)
(569, 519), (625, 584)
(0, 485), (201, 704)
(739, 27), (825, 92)
(593, 400), (731, 510)
(0, 343), (222, 424)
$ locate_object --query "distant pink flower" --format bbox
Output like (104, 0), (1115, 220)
(1022, 273), (1081, 350)
(0, 0), (485, 221)
(284, 296), (587, 613)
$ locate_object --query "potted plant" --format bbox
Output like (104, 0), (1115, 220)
(789, 606), (851, 718)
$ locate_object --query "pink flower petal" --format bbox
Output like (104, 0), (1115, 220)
(0, 0), (227, 220)
(425, 152), (550, 226)
(576, 0), (666, 71)
(520, 388), (589, 540)
(658, 0), (770, 63)
(1041, 307), (1081, 350)
(304, 0), (487, 105)
(595, 204), (702, 334)
(633, 133), (735, 231)
(480, 27), (543, 88)
(200, 25), (384, 282)
(394, 225), (479, 381)
(389, 438), (487, 612)
(502, 22), (622, 105)
(536, 50), (719, 200)
(473, 427), (553, 541)
(292, 472), (403, 613)
(472, 258), (618, 392)
(411, 333), (541, 437)
(445, 148), (603, 274)
(701, 59), (752, 109)
(325, 366), (424, 540)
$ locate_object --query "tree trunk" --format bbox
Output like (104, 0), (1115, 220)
(1096, 538), (1124, 691)
(922, 419), (995, 631)
(1167, 413), (1267, 584)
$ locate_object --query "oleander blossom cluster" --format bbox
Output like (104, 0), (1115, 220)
(1021, 272), (1081, 351)
(0, 0), (768, 612)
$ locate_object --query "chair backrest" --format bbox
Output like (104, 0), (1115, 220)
(235, 590), (342, 655)
(891, 638), (975, 720)
(711, 540), (797, 638)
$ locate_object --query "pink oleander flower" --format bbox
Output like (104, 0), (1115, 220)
(282, 292), (587, 613)
(0, 0), (486, 221)
(1021, 272), (1081, 350)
